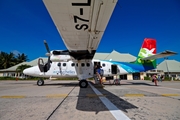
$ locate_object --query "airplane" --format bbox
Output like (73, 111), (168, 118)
(23, 0), (118, 88)
(23, 38), (177, 88)
(23, 0), (177, 88)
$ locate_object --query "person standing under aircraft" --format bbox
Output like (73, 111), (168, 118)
(157, 75), (161, 82)
(99, 66), (104, 78)
(160, 75), (164, 82)
(152, 74), (158, 86)
(96, 65), (103, 84)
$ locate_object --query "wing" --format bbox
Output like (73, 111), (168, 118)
(141, 50), (177, 60)
(43, 0), (117, 59)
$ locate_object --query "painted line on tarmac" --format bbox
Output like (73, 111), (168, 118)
(161, 94), (180, 96)
(125, 94), (144, 97)
(0, 95), (26, 98)
(89, 83), (130, 120)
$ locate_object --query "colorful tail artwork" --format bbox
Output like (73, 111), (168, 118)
(135, 38), (157, 69)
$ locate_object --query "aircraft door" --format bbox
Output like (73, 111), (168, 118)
(80, 62), (93, 77)
(111, 64), (117, 74)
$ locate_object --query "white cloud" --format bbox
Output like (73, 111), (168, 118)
(11, 50), (21, 56)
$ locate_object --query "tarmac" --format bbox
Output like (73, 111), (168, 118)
(0, 80), (180, 120)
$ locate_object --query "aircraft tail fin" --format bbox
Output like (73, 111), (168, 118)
(135, 38), (157, 68)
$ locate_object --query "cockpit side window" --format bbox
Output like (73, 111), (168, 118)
(71, 63), (75, 67)
(57, 63), (61, 67)
(63, 63), (66, 66)
(81, 63), (85, 67)
(102, 63), (105, 67)
(86, 63), (90, 67)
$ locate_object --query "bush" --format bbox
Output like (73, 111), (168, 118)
(144, 77), (151, 80)
(163, 77), (171, 81)
(0, 76), (40, 80)
(0, 77), (21, 80)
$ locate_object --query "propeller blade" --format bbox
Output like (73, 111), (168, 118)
(44, 40), (50, 53)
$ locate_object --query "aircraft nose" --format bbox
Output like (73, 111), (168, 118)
(23, 67), (34, 75)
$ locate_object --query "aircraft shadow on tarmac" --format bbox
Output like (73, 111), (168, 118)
(43, 81), (79, 87)
(42, 80), (155, 87)
(76, 82), (138, 113)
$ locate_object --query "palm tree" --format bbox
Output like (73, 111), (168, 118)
(0, 51), (29, 69)
(0, 52), (16, 69)
(16, 53), (29, 63)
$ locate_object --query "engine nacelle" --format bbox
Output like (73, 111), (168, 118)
(50, 55), (72, 62)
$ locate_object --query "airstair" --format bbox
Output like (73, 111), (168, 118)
(94, 73), (101, 84)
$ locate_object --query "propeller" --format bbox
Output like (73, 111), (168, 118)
(38, 40), (71, 74)
(38, 40), (52, 73)
(43, 40), (51, 72)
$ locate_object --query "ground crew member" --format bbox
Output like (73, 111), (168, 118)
(152, 74), (158, 86)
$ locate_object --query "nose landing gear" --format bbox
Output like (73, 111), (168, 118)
(37, 79), (44, 86)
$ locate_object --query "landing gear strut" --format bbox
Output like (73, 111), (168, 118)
(37, 79), (44, 86)
(79, 80), (88, 88)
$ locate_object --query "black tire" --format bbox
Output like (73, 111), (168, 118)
(79, 80), (88, 88)
(37, 79), (44, 86)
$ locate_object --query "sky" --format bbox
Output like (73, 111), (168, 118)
(0, 0), (180, 63)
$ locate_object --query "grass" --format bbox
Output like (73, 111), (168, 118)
(0, 77), (38, 81)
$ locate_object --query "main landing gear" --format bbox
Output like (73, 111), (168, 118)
(79, 80), (88, 88)
(37, 79), (44, 86)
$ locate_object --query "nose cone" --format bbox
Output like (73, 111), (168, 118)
(23, 66), (41, 77)
(23, 67), (35, 76)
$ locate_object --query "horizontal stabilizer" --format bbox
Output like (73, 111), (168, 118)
(141, 50), (177, 60)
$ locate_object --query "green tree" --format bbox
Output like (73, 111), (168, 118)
(16, 53), (29, 63)
(0, 51), (29, 69)
(0, 52), (16, 69)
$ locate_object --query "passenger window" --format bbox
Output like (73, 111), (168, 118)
(57, 63), (61, 67)
(63, 63), (66, 66)
(81, 63), (85, 67)
(86, 63), (90, 67)
(102, 63), (105, 67)
(71, 63), (75, 67)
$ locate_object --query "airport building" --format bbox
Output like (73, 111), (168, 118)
(0, 50), (180, 80)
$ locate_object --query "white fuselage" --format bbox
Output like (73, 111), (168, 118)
(23, 59), (128, 79)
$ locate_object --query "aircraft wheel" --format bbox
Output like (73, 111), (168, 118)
(37, 79), (44, 86)
(79, 80), (88, 88)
